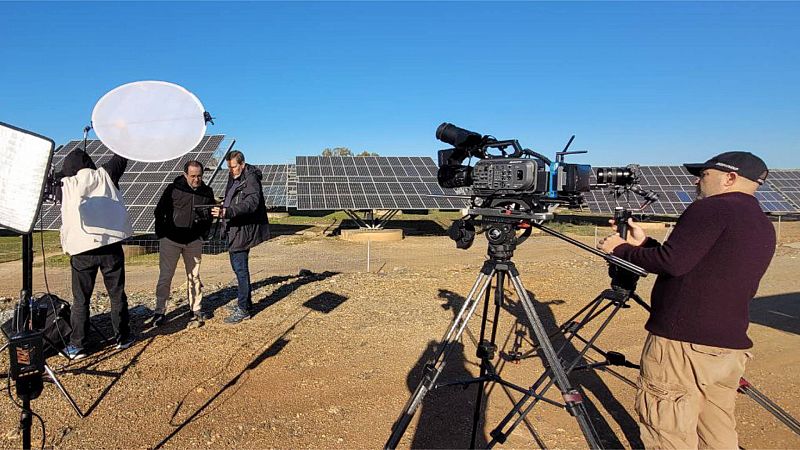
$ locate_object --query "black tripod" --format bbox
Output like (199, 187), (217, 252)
(488, 209), (645, 445)
(385, 215), (629, 449)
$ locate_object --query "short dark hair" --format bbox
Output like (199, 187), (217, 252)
(226, 150), (245, 164)
(183, 160), (204, 174)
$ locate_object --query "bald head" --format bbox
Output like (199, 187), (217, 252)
(695, 168), (760, 199)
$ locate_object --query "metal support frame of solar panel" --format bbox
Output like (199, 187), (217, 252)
(294, 156), (467, 211)
(36, 135), (231, 234)
(208, 164), (295, 210)
(584, 165), (798, 216)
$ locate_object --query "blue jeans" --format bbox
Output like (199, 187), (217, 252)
(229, 250), (252, 311)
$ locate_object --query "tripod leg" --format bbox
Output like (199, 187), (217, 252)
(739, 378), (800, 436)
(490, 292), (630, 446)
(385, 268), (496, 449)
(44, 364), (84, 417)
(442, 275), (491, 345)
(470, 271), (505, 448)
(90, 320), (110, 342)
(508, 271), (603, 449)
(631, 292), (651, 312)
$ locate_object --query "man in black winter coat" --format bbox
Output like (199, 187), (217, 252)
(152, 160), (216, 328)
(211, 150), (270, 324)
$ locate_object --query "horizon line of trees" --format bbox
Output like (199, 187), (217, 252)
(321, 147), (378, 157)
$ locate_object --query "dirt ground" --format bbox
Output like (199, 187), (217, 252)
(1, 221), (799, 449)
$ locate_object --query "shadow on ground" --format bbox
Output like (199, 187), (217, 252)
(391, 289), (488, 449)
(394, 278), (643, 448)
(151, 288), (349, 449)
(751, 292), (800, 335)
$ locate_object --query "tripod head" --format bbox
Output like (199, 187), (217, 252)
(482, 216), (533, 261)
(452, 206), (648, 277)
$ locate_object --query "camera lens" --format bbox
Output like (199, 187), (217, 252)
(436, 123), (483, 149)
(596, 167), (635, 185)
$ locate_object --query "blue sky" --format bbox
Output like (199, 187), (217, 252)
(2, 1), (799, 168)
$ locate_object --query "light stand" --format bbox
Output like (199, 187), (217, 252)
(0, 122), (84, 450)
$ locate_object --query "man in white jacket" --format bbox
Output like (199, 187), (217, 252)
(58, 148), (134, 359)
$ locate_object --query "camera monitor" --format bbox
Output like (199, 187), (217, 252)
(0, 122), (54, 234)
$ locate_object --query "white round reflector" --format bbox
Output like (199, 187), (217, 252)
(91, 80), (207, 162)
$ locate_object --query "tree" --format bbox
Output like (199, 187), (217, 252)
(357, 151), (379, 156)
(321, 147), (353, 156)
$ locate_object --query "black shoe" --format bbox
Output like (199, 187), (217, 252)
(186, 317), (204, 329)
(194, 311), (209, 322)
(116, 335), (135, 350)
(146, 313), (166, 327)
(224, 307), (251, 324)
(64, 344), (87, 360)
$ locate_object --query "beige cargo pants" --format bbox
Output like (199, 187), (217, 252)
(636, 333), (750, 449)
(155, 237), (204, 315)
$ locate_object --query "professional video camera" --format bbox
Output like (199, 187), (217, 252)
(435, 123), (652, 250)
(436, 122), (639, 213)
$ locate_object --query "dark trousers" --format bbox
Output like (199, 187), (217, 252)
(70, 243), (130, 348)
(229, 249), (252, 311)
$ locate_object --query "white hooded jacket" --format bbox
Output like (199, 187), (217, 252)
(60, 167), (133, 255)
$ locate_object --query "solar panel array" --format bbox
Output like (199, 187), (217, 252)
(767, 170), (800, 211)
(294, 156), (468, 210)
(36, 145), (799, 234)
(37, 135), (228, 233)
(208, 164), (297, 210)
(584, 165), (800, 216)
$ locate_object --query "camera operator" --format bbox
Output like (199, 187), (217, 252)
(150, 160), (216, 329)
(598, 152), (776, 449)
(211, 150), (269, 324)
(57, 148), (135, 360)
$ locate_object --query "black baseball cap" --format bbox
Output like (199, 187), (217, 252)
(684, 151), (769, 185)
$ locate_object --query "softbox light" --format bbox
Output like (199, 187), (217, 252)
(0, 122), (54, 234)
(91, 80), (207, 162)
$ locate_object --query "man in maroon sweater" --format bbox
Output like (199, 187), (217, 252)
(598, 152), (776, 449)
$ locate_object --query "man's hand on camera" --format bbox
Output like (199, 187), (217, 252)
(609, 217), (647, 246)
(211, 206), (225, 218)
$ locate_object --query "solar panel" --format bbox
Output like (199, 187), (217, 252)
(208, 163), (295, 210)
(584, 165), (799, 215)
(36, 135), (230, 233)
(294, 156), (467, 211)
(767, 170), (800, 212)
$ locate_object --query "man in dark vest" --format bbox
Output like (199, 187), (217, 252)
(211, 150), (270, 324)
(599, 152), (776, 449)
